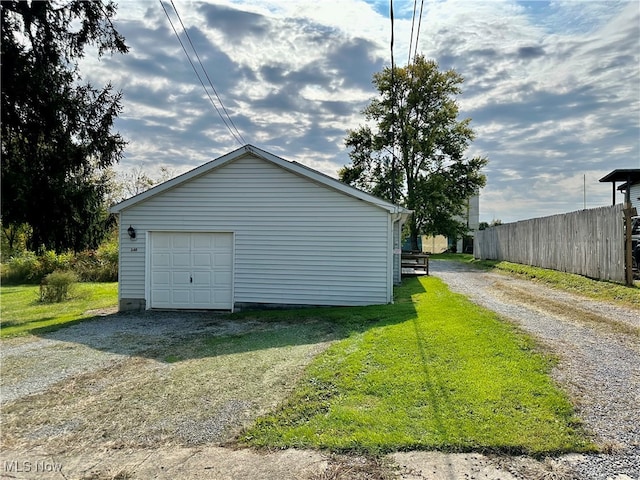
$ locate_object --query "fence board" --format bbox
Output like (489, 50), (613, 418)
(474, 204), (625, 283)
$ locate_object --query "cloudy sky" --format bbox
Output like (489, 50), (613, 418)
(84, 0), (640, 223)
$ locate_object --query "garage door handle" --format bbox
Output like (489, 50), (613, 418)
(190, 276), (193, 283)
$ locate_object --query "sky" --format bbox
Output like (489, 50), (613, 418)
(82, 0), (640, 223)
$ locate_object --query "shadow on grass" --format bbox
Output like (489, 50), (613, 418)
(1, 314), (106, 337)
(22, 277), (425, 363)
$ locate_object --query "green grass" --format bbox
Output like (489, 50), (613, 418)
(241, 276), (595, 456)
(429, 253), (476, 262)
(0, 282), (117, 337)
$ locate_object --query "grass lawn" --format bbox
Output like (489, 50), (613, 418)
(0, 282), (118, 337)
(241, 276), (595, 456)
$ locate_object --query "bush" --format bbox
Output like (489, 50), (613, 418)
(1, 236), (118, 284)
(2, 251), (41, 283)
(72, 240), (118, 282)
(39, 249), (73, 274)
(1, 250), (74, 284)
(40, 270), (78, 303)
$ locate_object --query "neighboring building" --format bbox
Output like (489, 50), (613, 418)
(600, 169), (640, 212)
(420, 235), (449, 254)
(455, 194), (480, 254)
(403, 194), (481, 254)
(110, 145), (411, 312)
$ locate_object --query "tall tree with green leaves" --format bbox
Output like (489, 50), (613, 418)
(340, 55), (487, 250)
(1, 0), (128, 252)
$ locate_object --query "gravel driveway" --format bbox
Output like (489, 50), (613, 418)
(430, 260), (640, 480)
(1, 262), (639, 480)
(0, 312), (268, 406)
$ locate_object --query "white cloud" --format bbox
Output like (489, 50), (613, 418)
(76, 0), (639, 224)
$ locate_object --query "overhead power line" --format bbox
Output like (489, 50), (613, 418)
(159, 0), (246, 145)
(408, 0), (425, 65)
(408, 0), (418, 65)
(412, 0), (425, 63)
(390, 0), (397, 204)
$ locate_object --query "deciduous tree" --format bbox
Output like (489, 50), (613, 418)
(340, 55), (487, 250)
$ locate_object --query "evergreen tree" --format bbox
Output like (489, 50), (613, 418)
(1, 0), (128, 251)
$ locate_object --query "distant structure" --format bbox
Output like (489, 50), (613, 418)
(599, 169), (640, 211)
(414, 193), (480, 254)
(456, 194), (480, 253)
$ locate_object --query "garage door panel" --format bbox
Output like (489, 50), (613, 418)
(152, 254), (170, 267)
(214, 271), (232, 286)
(172, 271), (191, 284)
(214, 288), (232, 304)
(193, 253), (212, 267)
(172, 290), (190, 304)
(154, 235), (170, 249)
(172, 234), (190, 248)
(193, 271), (212, 285)
(150, 232), (233, 309)
(172, 253), (190, 267)
(214, 253), (232, 267)
(152, 271), (170, 285)
(192, 233), (214, 249)
(153, 289), (171, 305)
(193, 290), (212, 304)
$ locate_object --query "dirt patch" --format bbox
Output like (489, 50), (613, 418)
(0, 446), (330, 480)
(1, 316), (337, 454)
(0, 447), (594, 480)
(491, 281), (640, 338)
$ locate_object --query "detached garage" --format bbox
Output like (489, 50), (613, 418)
(110, 145), (411, 311)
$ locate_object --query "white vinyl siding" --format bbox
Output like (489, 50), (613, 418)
(630, 183), (640, 212)
(117, 153), (392, 307)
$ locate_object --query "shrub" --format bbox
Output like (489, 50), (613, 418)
(39, 249), (73, 275)
(2, 251), (41, 283)
(40, 270), (79, 303)
(1, 233), (118, 284)
(72, 241), (118, 282)
(1, 250), (74, 284)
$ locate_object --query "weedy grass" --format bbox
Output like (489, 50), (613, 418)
(0, 282), (117, 337)
(241, 276), (595, 456)
(430, 254), (640, 309)
(491, 262), (640, 308)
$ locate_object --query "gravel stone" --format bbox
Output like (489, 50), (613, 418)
(175, 400), (256, 445)
(0, 311), (258, 406)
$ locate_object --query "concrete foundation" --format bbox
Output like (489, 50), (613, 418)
(119, 298), (146, 312)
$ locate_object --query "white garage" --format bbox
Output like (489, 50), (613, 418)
(110, 145), (411, 312)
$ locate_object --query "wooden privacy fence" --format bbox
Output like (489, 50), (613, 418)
(474, 204), (625, 283)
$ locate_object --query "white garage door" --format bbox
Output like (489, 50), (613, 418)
(150, 232), (233, 309)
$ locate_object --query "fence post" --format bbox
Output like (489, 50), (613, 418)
(624, 204), (635, 286)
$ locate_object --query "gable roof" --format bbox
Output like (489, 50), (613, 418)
(110, 144), (411, 216)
